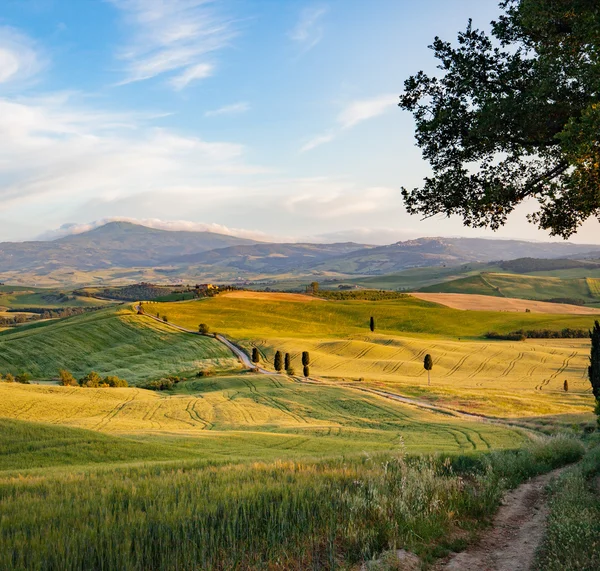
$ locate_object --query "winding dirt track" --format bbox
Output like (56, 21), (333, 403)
(437, 468), (564, 571)
(412, 292), (600, 314)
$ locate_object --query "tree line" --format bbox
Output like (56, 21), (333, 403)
(58, 370), (128, 388)
(486, 328), (589, 341)
(0, 306), (102, 327)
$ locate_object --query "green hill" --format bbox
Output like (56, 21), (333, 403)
(421, 272), (600, 303)
(0, 307), (237, 383)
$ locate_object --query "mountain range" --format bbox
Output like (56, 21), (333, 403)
(1, 222), (599, 278)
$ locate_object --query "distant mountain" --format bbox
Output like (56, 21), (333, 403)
(0, 222), (257, 272)
(0, 223), (598, 278)
(307, 237), (600, 275)
(166, 243), (373, 272)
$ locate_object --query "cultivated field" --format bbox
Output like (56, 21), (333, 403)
(0, 307), (238, 382)
(411, 292), (600, 314)
(150, 294), (597, 422)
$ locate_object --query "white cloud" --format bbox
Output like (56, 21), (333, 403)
(301, 93), (399, 152)
(337, 93), (398, 129)
(0, 93), (266, 211)
(300, 132), (334, 152)
(204, 101), (250, 117)
(110, 0), (236, 88)
(0, 27), (44, 86)
(289, 6), (328, 53)
(38, 217), (272, 242)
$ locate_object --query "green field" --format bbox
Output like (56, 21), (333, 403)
(0, 307), (238, 382)
(0, 285), (114, 310)
(421, 272), (600, 303)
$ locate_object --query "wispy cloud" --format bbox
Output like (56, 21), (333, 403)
(204, 101), (250, 117)
(0, 92), (265, 211)
(337, 93), (398, 129)
(301, 93), (399, 152)
(39, 217), (271, 242)
(300, 132), (334, 152)
(289, 5), (328, 53)
(109, 0), (236, 88)
(0, 27), (45, 86)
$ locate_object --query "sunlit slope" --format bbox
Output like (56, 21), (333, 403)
(421, 272), (600, 302)
(0, 307), (237, 382)
(151, 295), (596, 419)
(0, 377), (523, 455)
(151, 294), (597, 339)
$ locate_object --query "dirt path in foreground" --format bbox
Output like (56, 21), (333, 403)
(436, 468), (563, 571)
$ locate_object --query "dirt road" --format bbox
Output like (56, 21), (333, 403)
(437, 468), (563, 571)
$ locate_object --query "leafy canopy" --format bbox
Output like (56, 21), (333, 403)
(400, 0), (600, 238)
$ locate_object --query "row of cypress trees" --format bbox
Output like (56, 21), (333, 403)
(251, 347), (310, 377)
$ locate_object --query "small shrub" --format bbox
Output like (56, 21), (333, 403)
(15, 373), (31, 384)
(198, 323), (210, 335)
(196, 368), (215, 377)
(286, 367), (295, 376)
(58, 369), (78, 387)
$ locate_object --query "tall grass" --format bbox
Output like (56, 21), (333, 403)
(0, 436), (583, 570)
(534, 440), (600, 571)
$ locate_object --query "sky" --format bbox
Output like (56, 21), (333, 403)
(0, 0), (599, 245)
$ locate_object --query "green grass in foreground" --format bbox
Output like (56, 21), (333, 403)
(534, 439), (600, 571)
(0, 307), (237, 382)
(0, 435), (583, 570)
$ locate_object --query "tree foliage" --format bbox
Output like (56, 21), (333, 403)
(284, 353), (291, 371)
(251, 347), (260, 363)
(198, 323), (210, 335)
(589, 320), (600, 401)
(274, 351), (283, 372)
(303, 365), (310, 378)
(369, 316), (375, 332)
(400, 0), (600, 238)
(302, 351), (310, 367)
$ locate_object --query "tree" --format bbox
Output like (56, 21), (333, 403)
(274, 351), (283, 372)
(59, 369), (77, 387)
(590, 320), (600, 425)
(286, 366), (296, 376)
(15, 373), (31, 384)
(302, 351), (310, 367)
(162, 315), (168, 323)
(399, 0), (600, 238)
(104, 375), (128, 388)
(284, 353), (291, 371)
(563, 379), (569, 392)
(310, 281), (319, 294)
(303, 365), (310, 378)
(424, 354), (433, 386)
(370, 316), (375, 332)
(251, 347), (260, 363)
(198, 323), (210, 335)
(80, 371), (103, 387)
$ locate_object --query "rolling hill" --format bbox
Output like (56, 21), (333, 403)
(1, 222), (599, 282)
(0, 306), (238, 382)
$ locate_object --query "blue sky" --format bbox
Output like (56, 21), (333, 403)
(0, 0), (598, 244)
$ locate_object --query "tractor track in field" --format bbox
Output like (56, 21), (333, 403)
(134, 306), (538, 435)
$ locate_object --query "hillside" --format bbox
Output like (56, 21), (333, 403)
(420, 272), (600, 304)
(1, 222), (599, 283)
(0, 307), (237, 382)
(0, 221), (257, 273)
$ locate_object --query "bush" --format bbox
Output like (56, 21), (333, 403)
(199, 323), (210, 335)
(103, 376), (128, 388)
(286, 367), (295, 376)
(15, 373), (31, 384)
(79, 372), (128, 388)
(58, 369), (78, 387)
(196, 368), (215, 377)
(3, 373), (15, 383)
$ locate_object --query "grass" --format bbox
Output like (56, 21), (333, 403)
(421, 272), (598, 303)
(0, 375), (524, 457)
(149, 295), (596, 421)
(0, 435), (584, 570)
(0, 285), (113, 310)
(533, 439), (600, 571)
(0, 307), (238, 383)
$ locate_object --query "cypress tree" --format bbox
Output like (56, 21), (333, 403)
(589, 320), (600, 425)
(424, 354), (433, 386)
(370, 316), (375, 332)
(563, 379), (569, 392)
(251, 347), (260, 364)
(302, 351), (310, 367)
(274, 351), (283, 372)
(303, 365), (310, 378)
(284, 353), (291, 371)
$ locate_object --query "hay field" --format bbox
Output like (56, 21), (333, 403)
(0, 376), (522, 463)
(411, 292), (600, 314)
(151, 295), (596, 420)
